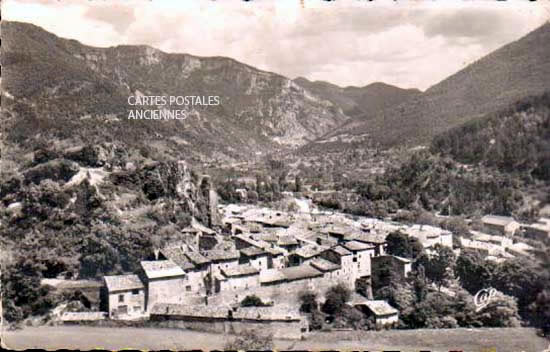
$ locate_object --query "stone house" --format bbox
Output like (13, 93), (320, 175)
(159, 246), (208, 295)
(341, 240), (375, 278)
(216, 265), (260, 293)
(239, 246), (270, 272)
(103, 274), (145, 318)
(287, 244), (328, 267)
(481, 215), (520, 236)
(202, 250), (240, 277)
(521, 218), (550, 244)
(350, 298), (399, 329)
(140, 260), (187, 311)
(321, 245), (356, 286)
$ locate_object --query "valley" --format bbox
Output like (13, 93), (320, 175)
(1, 17), (550, 350)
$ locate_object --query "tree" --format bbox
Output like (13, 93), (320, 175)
(322, 284), (351, 315)
(490, 257), (546, 317)
(417, 244), (456, 290)
(455, 249), (496, 294)
(475, 292), (522, 327)
(385, 230), (424, 259)
(224, 329), (274, 351)
(298, 290), (318, 313)
(528, 289), (550, 337)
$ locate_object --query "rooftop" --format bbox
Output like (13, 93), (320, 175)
(185, 251), (210, 265)
(362, 300), (399, 316)
(331, 245), (352, 256)
(277, 235), (299, 246)
(294, 244), (328, 259)
(310, 258), (341, 272)
(159, 246), (196, 271)
(233, 306), (301, 321)
(260, 269), (287, 284)
(151, 303), (230, 319)
(342, 240), (374, 252)
(349, 232), (387, 245)
(151, 303), (300, 321)
(279, 265), (323, 281)
(240, 246), (268, 257)
(252, 232), (278, 243)
(482, 215), (517, 227)
(202, 249), (240, 262)
(221, 265), (260, 278)
(140, 260), (186, 279)
(104, 274), (144, 292)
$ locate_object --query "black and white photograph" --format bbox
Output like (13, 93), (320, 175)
(1, 0), (550, 350)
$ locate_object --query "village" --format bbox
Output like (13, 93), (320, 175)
(46, 197), (549, 340)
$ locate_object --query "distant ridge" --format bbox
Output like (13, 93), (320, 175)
(293, 77), (420, 118)
(314, 21), (550, 149)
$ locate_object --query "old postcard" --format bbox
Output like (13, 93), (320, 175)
(1, 0), (549, 351)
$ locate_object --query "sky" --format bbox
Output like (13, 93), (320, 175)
(3, 0), (549, 91)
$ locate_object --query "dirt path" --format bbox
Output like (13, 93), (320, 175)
(2, 326), (548, 352)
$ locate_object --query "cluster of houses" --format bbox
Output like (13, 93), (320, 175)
(56, 205), (548, 338)
(458, 215), (547, 262)
(90, 205), (458, 335)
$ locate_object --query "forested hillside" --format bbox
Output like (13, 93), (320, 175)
(431, 93), (550, 181)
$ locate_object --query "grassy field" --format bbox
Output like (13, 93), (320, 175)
(2, 326), (548, 352)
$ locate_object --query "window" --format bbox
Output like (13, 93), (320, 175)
(132, 289), (139, 295)
(118, 294), (124, 303)
(353, 258), (357, 262)
(186, 285), (192, 292)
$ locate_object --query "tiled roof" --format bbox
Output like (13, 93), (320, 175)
(151, 303), (230, 319)
(221, 265), (260, 278)
(280, 265), (323, 281)
(310, 258), (341, 272)
(362, 300), (398, 316)
(342, 240), (374, 252)
(349, 232), (387, 245)
(104, 274), (144, 292)
(252, 233), (278, 242)
(234, 306), (301, 321)
(294, 244), (328, 259)
(265, 247), (285, 256)
(141, 260), (186, 279)
(234, 234), (263, 248)
(185, 251), (210, 265)
(277, 235), (299, 246)
(259, 269), (287, 284)
(151, 303), (301, 321)
(482, 215), (517, 227)
(331, 245), (352, 256)
(240, 246), (267, 257)
(202, 249), (240, 262)
(159, 246), (196, 271)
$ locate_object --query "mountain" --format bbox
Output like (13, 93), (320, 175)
(293, 77), (420, 118)
(312, 21), (550, 150)
(1, 21), (349, 163)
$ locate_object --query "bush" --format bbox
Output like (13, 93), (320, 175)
(298, 290), (318, 313)
(322, 284), (351, 315)
(240, 295), (268, 307)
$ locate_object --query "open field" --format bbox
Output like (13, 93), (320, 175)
(2, 326), (548, 352)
